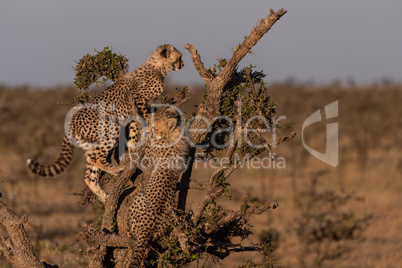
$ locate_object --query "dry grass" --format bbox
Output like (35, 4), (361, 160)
(0, 82), (401, 267)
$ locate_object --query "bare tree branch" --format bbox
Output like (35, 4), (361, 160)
(78, 223), (136, 248)
(174, 92), (194, 107)
(194, 241), (263, 260)
(191, 186), (225, 225)
(275, 131), (296, 146)
(0, 200), (49, 268)
(209, 243), (261, 254)
(217, 9), (286, 85)
(172, 228), (191, 254)
(0, 9), (289, 268)
(185, 9), (286, 231)
(183, 44), (214, 84)
(186, 8), (287, 145)
(209, 167), (228, 188)
(205, 200), (279, 234)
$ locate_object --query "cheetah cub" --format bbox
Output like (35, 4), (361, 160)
(27, 44), (184, 203)
(127, 109), (191, 267)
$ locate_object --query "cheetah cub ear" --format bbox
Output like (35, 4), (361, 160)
(160, 48), (168, 58)
(167, 118), (177, 131)
(159, 44), (175, 59)
(160, 47), (172, 59)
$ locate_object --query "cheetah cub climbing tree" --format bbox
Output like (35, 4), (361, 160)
(27, 44), (184, 203)
(0, 9), (292, 268)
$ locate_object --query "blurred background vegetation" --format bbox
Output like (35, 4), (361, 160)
(0, 80), (400, 267)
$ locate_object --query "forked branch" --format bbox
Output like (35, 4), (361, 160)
(185, 8), (287, 144)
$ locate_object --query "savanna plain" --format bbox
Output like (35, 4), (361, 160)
(0, 81), (401, 267)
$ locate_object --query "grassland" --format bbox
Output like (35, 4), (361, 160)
(0, 82), (400, 267)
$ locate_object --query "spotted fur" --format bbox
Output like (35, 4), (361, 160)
(27, 44), (184, 203)
(127, 109), (191, 267)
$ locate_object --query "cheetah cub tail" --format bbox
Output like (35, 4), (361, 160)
(27, 136), (74, 177)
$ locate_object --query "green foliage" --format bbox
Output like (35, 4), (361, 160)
(175, 85), (189, 100)
(202, 200), (229, 232)
(157, 85), (191, 106)
(68, 52), (281, 266)
(238, 240), (280, 268)
(158, 95), (175, 105)
(147, 58), (282, 266)
(74, 89), (92, 104)
(144, 198), (260, 266)
(74, 46), (129, 90)
(202, 200), (253, 241)
(73, 46), (129, 103)
(112, 221), (118, 232)
(217, 176), (232, 199)
(95, 218), (102, 231)
(149, 210), (205, 267)
(156, 233), (203, 268)
(259, 228), (280, 251)
(203, 58), (278, 162)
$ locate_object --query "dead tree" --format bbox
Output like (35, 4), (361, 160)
(0, 8), (291, 267)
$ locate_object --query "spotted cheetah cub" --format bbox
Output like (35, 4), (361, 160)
(27, 44), (184, 203)
(126, 109), (191, 267)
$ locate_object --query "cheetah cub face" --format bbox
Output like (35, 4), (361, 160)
(146, 44), (184, 75)
(159, 44), (184, 72)
(151, 111), (182, 145)
(167, 48), (184, 72)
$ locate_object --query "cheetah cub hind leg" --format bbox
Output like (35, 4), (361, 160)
(83, 150), (125, 203)
(86, 152), (125, 176)
(83, 162), (109, 203)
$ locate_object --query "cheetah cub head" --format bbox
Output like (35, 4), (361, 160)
(151, 109), (183, 145)
(147, 44), (184, 76)
(149, 109), (190, 169)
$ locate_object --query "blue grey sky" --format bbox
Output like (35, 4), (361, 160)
(1, 0), (401, 87)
